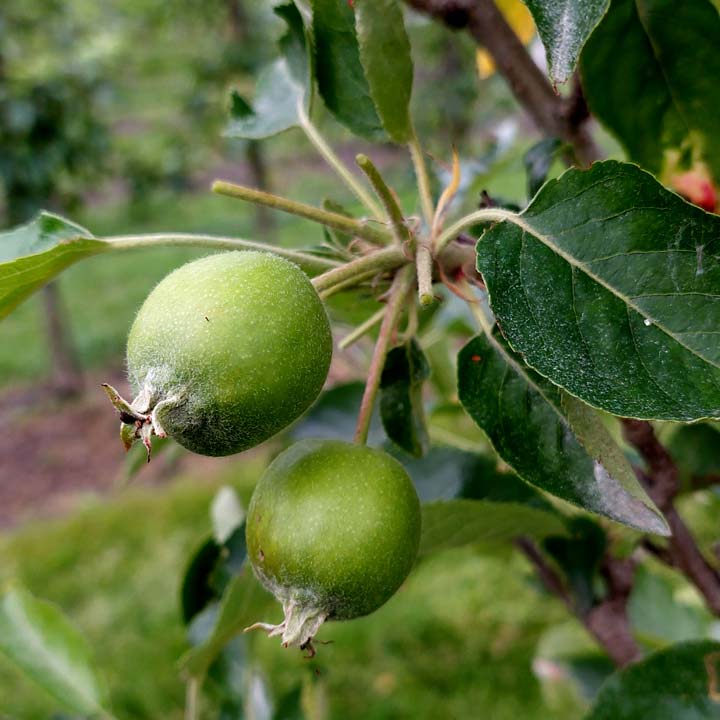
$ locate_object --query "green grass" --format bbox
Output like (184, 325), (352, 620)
(0, 469), (585, 720)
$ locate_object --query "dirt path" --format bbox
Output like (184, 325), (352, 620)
(0, 371), (233, 528)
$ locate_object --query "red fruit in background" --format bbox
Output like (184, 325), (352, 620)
(670, 169), (717, 213)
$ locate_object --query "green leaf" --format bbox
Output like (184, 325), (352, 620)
(543, 517), (607, 615)
(628, 566), (713, 650)
(181, 507), (248, 627)
(354, 0), (414, 143)
(581, 0), (720, 180)
(457, 331), (669, 534)
(0, 584), (107, 715)
(311, 0), (384, 140)
(380, 339), (431, 457)
(180, 568), (272, 678)
(0, 212), (106, 320)
(225, 3), (312, 139)
(524, 0), (610, 86)
(419, 499), (567, 558)
(477, 160), (720, 422)
(292, 382), (385, 445)
(660, 423), (720, 488)
(225, 61), (303, 140)
(584, 640), (720, 719)
(524, 138), (564, 197)
(181, 537), (223, 626)
(396, 445), (553, 510)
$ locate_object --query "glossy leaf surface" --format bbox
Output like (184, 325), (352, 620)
(311, 0), (383, 139)
(477, 160), (720, 422)
(525, 0), (610, 85)
(292, 382), (384, 445)
(397, 445), (553, 509)
(380, 339), (430, 457)
(0, 212), (104, 320)
(458, 331), (668, 534)
(585, 640), (720, 719)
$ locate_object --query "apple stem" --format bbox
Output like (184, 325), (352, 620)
(212, 180), (391, 246)
(318, 268), (380, 300)
(297, 104), (385, 222)
(415, 240), (435, 306)
(354, 265), (415, 445)
(312, 246), (408, 294)
(338, 307), (387, 350)
(355, 154), (412, 248)
(408, 130), (435, 228)
(433, 207), (521, 255)
(102, 232), (341, 274)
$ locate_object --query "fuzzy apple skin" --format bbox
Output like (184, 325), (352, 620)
(247, 439), (421, 625)
(126, 251), (332, 456)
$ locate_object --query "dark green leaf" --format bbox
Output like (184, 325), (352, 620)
(225, 3), (311, 139)
(311, 0), (384, 140)
(181, 537), (223, 626)
(524, 138), (564, 197)
(0, 585), (107, 715)
(662, 424), (720, 487)
(419, 499), (567, 558)
(477, 160), (720, 422)
(543, 517), (607, 615)
(180, 568), (272, 678)
(581, 0), (720, 180)
(380, 339), (431, 457)
(354, 0), (414, 143)
(0, 212), (105, 320)
(211, 525), (249, 596)
(524, 0), (610, 86)
(628, 566), (713, 650)
(276, 2), (312, 88)
(292, 381), (384, 445)
(396, 445), (552, 509)
(584, 640), (720, 719)
(458, 332), (668, 534)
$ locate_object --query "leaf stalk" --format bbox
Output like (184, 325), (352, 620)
(354, 265), (415, 445)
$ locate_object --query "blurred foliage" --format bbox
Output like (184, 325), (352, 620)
(0, 3), (110, 224)
(0, 472), (583, 719)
